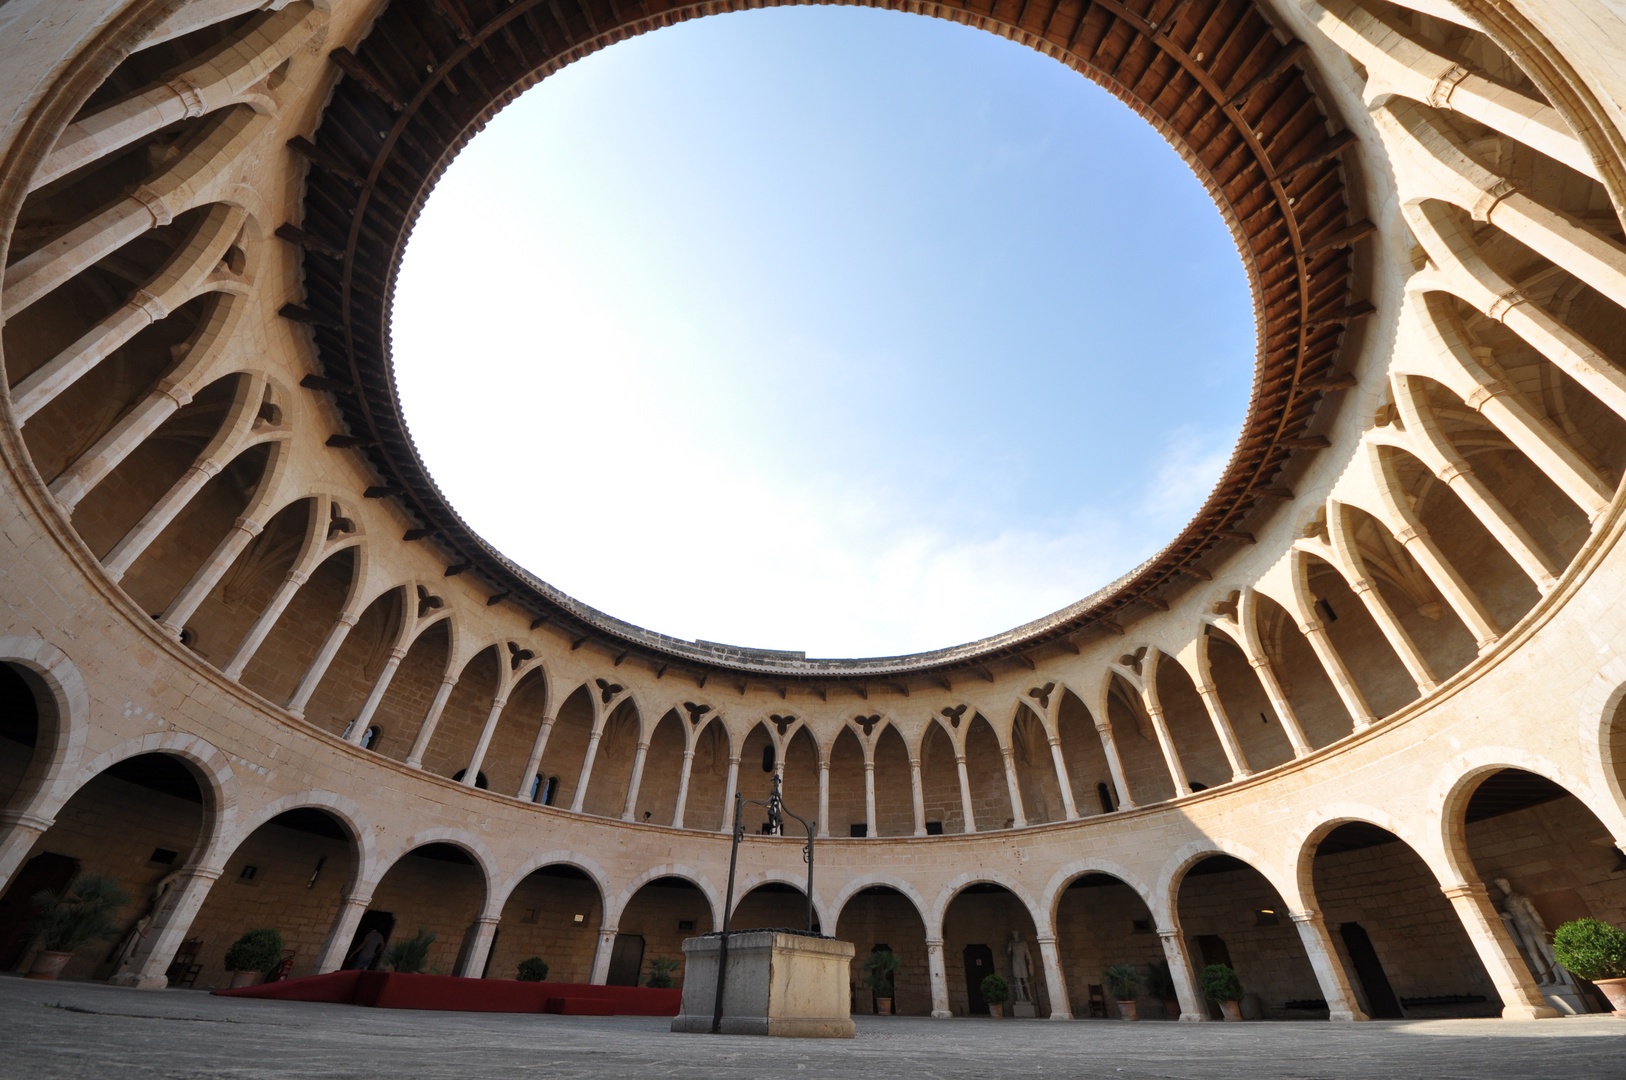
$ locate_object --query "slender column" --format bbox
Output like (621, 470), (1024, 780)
(404, 675), (458, 768)
(4, 196), (171, 316)
(908, 755), (926, 836)
(1092, 718), (1136, 809)
(515, 712), (557, 796)
(1142, 703), (1192, 797)
(1288, 910), (1369, 1022)
(589, 926), (617, 984)
(158, 516), (261, 635)
(463, 696), (510, 786)
(1158, 929), (1206, 1022)
(49, 384), (187, 509)
(103, 460), (223, 580)
(1439, 882), (1560, 1019)
(1248, 656), (1313, 757)
(671, 749), (695, 828)
(456, 915), (501, 977)
(1393, 522), (1501, 648)
(621, 741), (651, 821)
(222, 569), (307, 680)
(999, 745), (1028, 826)
(570, 729), (603, 813)
(817, 758), (831, 838)
(1194, 686), (1250, 780)
(954, 752), (977, 833)
(1347, 577), (1438, 694)
(926, 937), (953, 1017)
(285, 611), (358, 717)
(350, 649), (407, 745)
(1047, 736), (1080, 819)
(0, 810), (53, 891)
(1298, 620), (1378, 731)
(108, 867), (222, 988)
(863, 759), (877, 836)
(1440, 463), (1561, 590)
(718, 755), (739, 833)
(1035, 934), (1071, 1020)
(14, 295), (175, 423)
(315, 892), (371, 973)
(1473, 389), (1612, 519)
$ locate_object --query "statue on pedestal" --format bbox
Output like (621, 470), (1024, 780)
(1007, 930), (1034, 1004)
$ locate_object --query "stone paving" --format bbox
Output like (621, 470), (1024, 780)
(3, 976), (1624, 1079)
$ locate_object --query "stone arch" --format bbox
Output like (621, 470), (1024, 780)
(830, 873), (933, 929)
(494, 849), (614, 921)
(51, 731), (238, 857)
(608, 863), (723, 929)
(373, 827), (499, 912)
(731, 869), (831, 932)
(1290, 802), (1435, 913)
(0, 636), (90, 823)
(225, 789), (377, 892)
(931, 870), (1045, 937)
(1040, 857), (1159, 930)
(1586, 667), (1626, 811)
(1153, 836), (1289, 927)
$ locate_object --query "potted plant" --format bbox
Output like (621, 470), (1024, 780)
(1148, 959), (1180, 1019)
(383, 928), (436, 974)
(646, 957), (679, 988)
(223, 928), (284, 988)
(1102, 963), (1140, 1020)
(516, 956), (550, 982)
(862, 948), (901, 1015)
(1554, 917), (1626, 1014)
(27, 873), (130, 980)
(1200, 963), (1245, 1021)
(981, 973), (1011, 1018)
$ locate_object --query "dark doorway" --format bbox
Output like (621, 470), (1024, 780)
(343, 909), (396, 970)
(1339, 922), (1402, 1018)
(963, 943), (994, 1015)
(607, 932), (645, 986)
(0, 852), (78, 969)
(1195, 934), (1232, 1020)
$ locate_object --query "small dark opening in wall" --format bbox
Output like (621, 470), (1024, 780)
(850, 823), (868, 838)
(925, 821), (944, 836)
(148, 848), (177, 865)
(239, 865), (258, 880)
(1189, 781), (1208, 792)
(542, 776), (560, 805)
(1317, 598), (1338, 622)
(761, 744), (775, 773)
(1097, 782), (1116, 813)
(677, 919), (696, 932)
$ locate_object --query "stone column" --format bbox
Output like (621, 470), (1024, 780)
(222, 568), (308, 680)
(1194, 685), (1251, 780)
(1143, 702), (1192, 796)
(315, 892), (371, 973)
(1437, 461), (1560, 591)
(49, 384), (187, 510)
(621, 740), (651, 821)
(1248, 655), (1312, 756)
(286, 611), (359, 717)
(1047, 736), (1080, 819)
(1288, 909), (1369, 1021)
(863, 759), (877, 836)
(1158, 929), (1206, 1021)
(463, 696), (510, 785)
(570, 729), (603, 813)
(1000, 745), (1027, 827)
(926, 937), (953, 1017)
(515, 712), (557, 797)
(589, 926), (618, 984)
(1036, 934), (1071, 1020)
(1393, 522), (1501, 648)
(110, 866), (222, 988)
(908, 755), (926, 836)
(818, 758), (831, 838)
(456, 915), (501, 978)
(158, 516), (261, 635)
(954, 752), (977, 833)
(0, 809), (52, 891)
(404, 674), (458, 769)
(671, 749), (695, 829)
(1348, 577), (1438, 695)
(102, 458), (221, 580)
(719, 755), (740, 833)
(1298, 619), (1378, 731)
(1092, 719), (1136, 809)
(349, 649), (406, 744)
(1439, 882), (1560, 1019)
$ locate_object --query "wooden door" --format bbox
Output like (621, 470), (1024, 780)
(963, 943), (994, 1015)
(607, 933), (645, 987)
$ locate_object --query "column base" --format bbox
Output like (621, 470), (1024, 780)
(1047, 1011), (1071, 1020)
(1500, 1004), (1560, 1020)
(931, 1010), (953, 1018)
(1179, 1011), (1207, 1022)
(108, 972), (169, 989)
(1328, 1008), (1370, 1022)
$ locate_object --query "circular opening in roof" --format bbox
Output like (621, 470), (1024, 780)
(392, 7), (1254, 659)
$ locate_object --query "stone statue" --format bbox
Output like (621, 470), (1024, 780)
(111, 871), (181, 976)
(1493, 877), (1564, 986)
(1007, 930), (1034, 1003)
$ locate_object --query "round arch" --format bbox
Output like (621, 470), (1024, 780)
(225, 789), (378, 891)
(609, 863), (723, 929)
(0, 636), (90, 821)
(931, 869), (1044, 937)
(1040, 856), (1159, 932)
(372, 826), (500, 911)
(1153, 836), (1290, 927)
(493, 849), (614, 919)
(730, 869), (831, 932)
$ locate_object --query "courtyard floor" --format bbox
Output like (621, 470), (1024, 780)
(3, 975), (1624, 1079)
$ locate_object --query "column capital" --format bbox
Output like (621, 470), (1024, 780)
(1298, 618), (1325, 635)
(1156, 927), (1184, 941)
(284, 568), (310, 586)
(1287, 908), (1324, 925)
(1034, 934), (1057, 946)
(387, 646), (409, 661)
(924, 937), (944, 949)
(439, 674), (460, 688)
(1439, 881), (1489, 902)
(490, 696), (509, 710)
(0, 809), (54, 831)
(475, 913), (502, 926)
(234, 516), (265, 536)
(1463, 380), (1507, 410)
(335, 610), (361, 627)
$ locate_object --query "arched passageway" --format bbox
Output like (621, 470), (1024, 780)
(732, 882), (818, 933)
(836, 886), (929, 1016)
(1175, 855), (1320, 1020)
(941, 884), (1043, 1017)
(0, 752), (207, 979)
(187, 807), (360, 986)
(1309, 824), (1496, 1018)
(0, 663), (44, 809)
(681, 717), (730, 832)
(1055, 874), (1168, 1019)
(614, 877), (712, 988)
(489, 864), (602, 984)
(361, 843), (485, 978)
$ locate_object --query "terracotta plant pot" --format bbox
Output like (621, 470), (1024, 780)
(876, 997), (893, 1016)
(1220, 999), (1243, 1022)
(27, 950), (73, 981)
(229, 969), (261, 989)
(1117, 1000), (1138, 1021)
(988, 1004), (1004, 1018)
(1592, 976), (1626, 1016)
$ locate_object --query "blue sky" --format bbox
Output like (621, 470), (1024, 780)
(392, 6), (1253, 658)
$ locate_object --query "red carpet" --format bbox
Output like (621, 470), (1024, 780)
(216, 971), (681, 1016)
